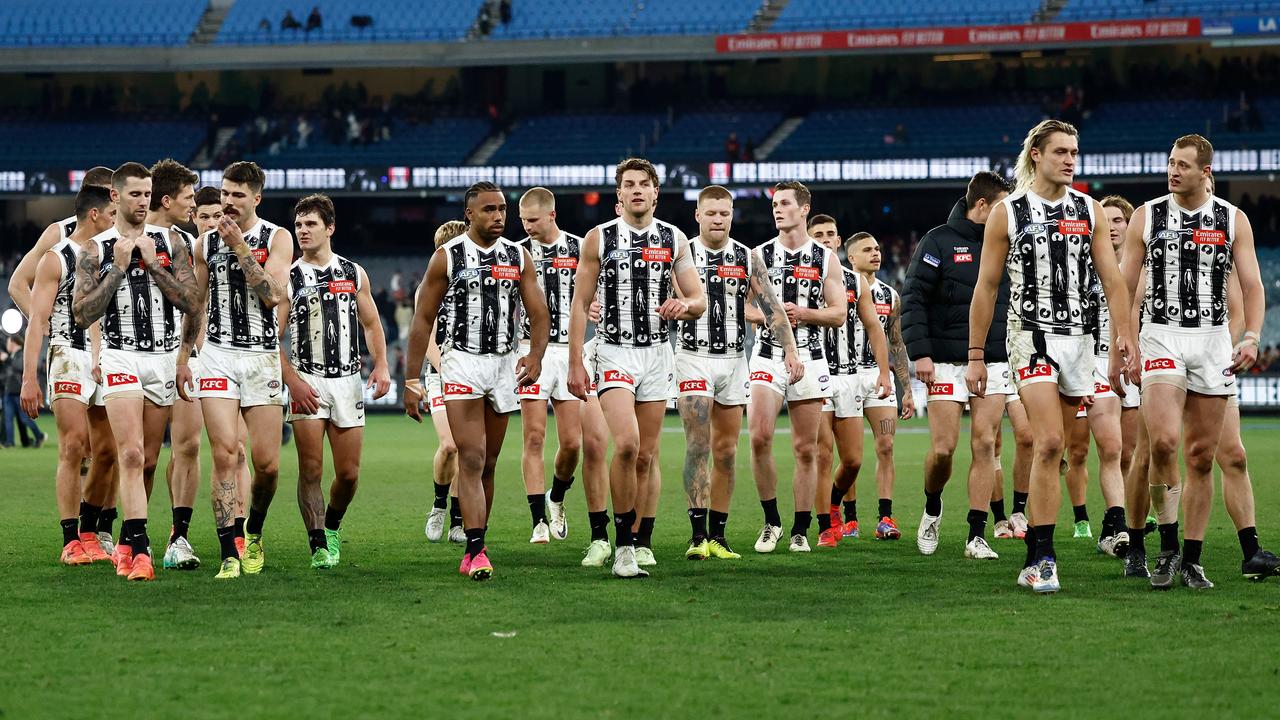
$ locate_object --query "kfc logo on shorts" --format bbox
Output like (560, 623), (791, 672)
(1017, 364), (1054, 381)
(928, 382), (954, 395)
(200, 377), (229, 392)
(750, 371), (774, 383)
(953, 253), (973, 263)
(641, 247), (672, 263)
(518, 384), (541, 396)
(602, 370), (634, 385)
(679, 379), (709, 393)
(328, 280), (356, 294)
(251, 248), (269, 264)
(106, 373), (138, 387)
(1193, 229), (1226, 246)
(1094, 382), (1111, 394)
(793, 266), (821, 281)
(1058, 219), (1090, 235)
(54, 381), (82, 394)
(430, 396), (445, 408)
(552, 257), (578, 270)
(444, 382), (474, 395)
(1144, 358), (1176, 371)
(717, 265), (746, 279)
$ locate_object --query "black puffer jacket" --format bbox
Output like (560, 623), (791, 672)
(900, 198), (1010, 363)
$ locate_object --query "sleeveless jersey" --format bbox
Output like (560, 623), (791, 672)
(440, 235), (526, 356)
(58, 215), (77, 240)
(1141, 193), (1237, 329)
(679, 237), (752, 357)
(858, 278), (897, 369)
(48, 238), (88, 351)
(94, 224), (181, 353)
(288, 254), (363, 378)
(1003, 187), (1096, 336)
(596, 217), (688, 348)
(756, 237), (830, 362)
(203, 218), (283, 351)
(521, 231), (581, 345)
(824, 267), (862, 376)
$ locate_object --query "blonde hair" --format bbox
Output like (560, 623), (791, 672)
(1100, 195), (1134, 222)
(520, 186), (555, 212)
(433, 220), (467, 247)
(1015, 119), (1078, 191)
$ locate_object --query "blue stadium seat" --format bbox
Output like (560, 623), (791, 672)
(0, 119), (206, 167)
(0, 0), (204, 47)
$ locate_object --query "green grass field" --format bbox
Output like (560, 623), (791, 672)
(3, 412), (1279, 718)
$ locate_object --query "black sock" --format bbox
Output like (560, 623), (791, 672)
(170, 506), (193, 543)
(1239, 527), (1260, 562)
(761, 498), (781, 527)
(97, 507), (117, 535)
(1012, 491), (1028, 516)
(464, 527), (485, 557)
(1183, 538), (1203, 567)
(790, 511), (812, 538)
(324, 505), (346, 531)
(527, 494), (546, 526)
(1072, 504), (1089, 523)
(878, 498), (893, 520)
(614, 510), (636, 547)
(123, 519), (150, 557)
(217, 525), (238, 560)
(1158, 522), (1180, 553)
(246, 508), (268, 535)
(308, 528), (327, 553)
(818, 512), (832, 532)
(79, 501), (102, 536)
(432, 482), (450, 509)
(61, 518), (79, 545)
(449, 497), (462, 528)
(966, 509), (988, 542)
(1128, 526), (1147, 556)
(829, 485), (846, 507)
(635, 517), (655, 549)
(990, 499), (1007, 523)
(709, 510), (728, 540)
(234, 516), (246, 539)
(924, 491), (942, 517)
(549, 476), (574, 503)
(843, 500), (857, 523)
(688, 508), (708, 541)
(589, 511), (610, 542)
(1023, 525), (1037, 568)
(1033, 524), (1056, 560)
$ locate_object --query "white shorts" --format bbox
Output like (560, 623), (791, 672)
(857, 367), (898, 410)
(1089, 355), (1140, 408)
(925, 361), (1015, 404)
(46, 344), (96, 406)
(99, 348), (177, 406)
(822, 373), (863, 418)
(198, 342), (285, 407)
(749, 354), (831, 403)
(1139, 325), (1235, 396)
(592, 342), (674, 403)
(423, 371), (446, 413)
(675, 352), (748, 407)
(441, 349), (519, 414)
(183, 354), (204, 400)
(582, 338), (598, 398)
(287, 371), (365, 427)
(1006, 329), (1094, 397)
(516, 344), (576, 403)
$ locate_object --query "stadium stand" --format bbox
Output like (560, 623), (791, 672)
(0, 0), (205, 47)
(1057, 0), (1263, 21)
(0, 119), (206, 168)
(216, 0), (486, 44)
(235, 115), (492, 168)
(488, 0), (760, 40)
(771, 0), (1041, 31)
(645, 108), (783, 163)
(489, 113), (665, 166)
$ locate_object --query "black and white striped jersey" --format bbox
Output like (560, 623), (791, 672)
(858, 278), (897, 369)
(824, 267), (862, 376)
(1003, 187), (1097, 336)
(521, 231), (581, 345)
(440, 234), (526, 356)
(94, 225), (181, 353)
(48, 238), (88, 351)
(679, 237), (752, 357)
(288, 254), (363, 378)
(1086, 268), (1110, 357)
(1141, 193), (1237, 329)
(596, 217), (690, 348)
(57, 215), (77, 239)
(756, 237), (831, 362)
(203, 218), (283, 351)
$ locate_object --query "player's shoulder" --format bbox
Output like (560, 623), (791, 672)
(1212, 194), (1240, 216)
(143, 222), (169, 238)
(55, 215), (77, 238)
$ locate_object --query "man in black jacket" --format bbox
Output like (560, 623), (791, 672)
(901, 171), (1022, 560)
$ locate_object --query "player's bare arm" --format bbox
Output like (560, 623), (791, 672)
(140, 229), (199, 314)
(220, 217), (288, 307)
(516, 248), (550, 388)
(7, 221), (62, 317)
(856, 276), (891, 398)
(887, 296), (915, 417)
(1230, 209), (1264, 371)
(403, 249), (448, 421)
(966, 202), (1010, 397)
(800, 252), (849, 328)
(1088, 199), (1133, 380)
(72, 241), (124, 327)
(661, 236), (706, 321)
(566, 227), (602, 400)
(356, 265), (392, 399)
(747, 248), (803, 381)
(19, 252), (62, 417)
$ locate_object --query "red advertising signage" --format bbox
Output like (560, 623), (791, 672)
(716, 18), (1200, 55)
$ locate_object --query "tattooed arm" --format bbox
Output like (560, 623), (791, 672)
(748, 249), (804, 382)
(218, 217), (290, 307)
(887, 294), (915, 418)
(72, 241), (126, 327)
(141, 230), (200, 314)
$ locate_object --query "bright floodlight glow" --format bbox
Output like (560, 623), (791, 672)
(1, 309), (23, 335)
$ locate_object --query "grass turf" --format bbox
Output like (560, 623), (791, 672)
(3, 412), (1279, 718)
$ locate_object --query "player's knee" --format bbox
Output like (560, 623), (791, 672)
(1095, 437), (1121, 464)
(58, 431), (89, 462)
(1184, 441), (1216, 475)
(874, 435), (895, 458)
(457, 448), (486, 476)
(1216, 441), (1247, 472)
(253, 457), (280, 481)
(298, 457), (323, 482)
(523, 426), (545, 451)
(559, 435), (582, 457)
(1066, 440), (1089, 466)
(838, 455), (861, 476)
(929, 440), (956, 465)
(1149, 432), (1179, 461)
(613, 436), (640, 465)
(335, 466), (360, 487)
(1033, 432), (1065, 461)
(749, 429), (772, 456)
(711, 440), (736, 470)
(173, 434), (201, 461)
(793, 439), (819, 465)
(118, 444), (145, 471)
(1014, 428), (1035, 451)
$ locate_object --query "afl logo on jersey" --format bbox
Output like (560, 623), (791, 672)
(1156, 230), (1179, 240)
(607, 249), (630, 261)
(457, 269), (479, 280)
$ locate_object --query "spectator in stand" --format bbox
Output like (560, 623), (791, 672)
(258, 17), (271, 32)
(500, 0), (512, 24)
(282, 10), (302, 30)
(725, 132), (740, 162)
(306, 6), (323, 32)
(744, 136), (756, 161)
(296, 115), (313, 149)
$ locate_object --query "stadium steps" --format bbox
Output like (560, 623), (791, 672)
(192, 126), (238, 169)
(467, 130), (506, 165)
(748, 0), (791, 32)
(755, 116), (803, 160)
(191, 0), (234, 46)
(1033, 0), (1069, 22)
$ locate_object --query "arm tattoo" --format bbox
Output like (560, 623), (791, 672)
(147, 235), (200, 314)
(888, 308), (911, 388)
(237, 250), (284, 305)
(750, 251), (798, 353)
(180, 307), (202, 349)
(678, 396), (713, 508)
(72, 246), (120, 327)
